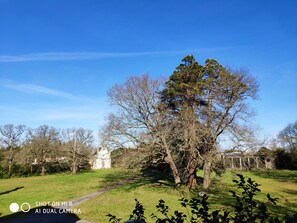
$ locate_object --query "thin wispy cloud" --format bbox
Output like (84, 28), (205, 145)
(0, 52), (153, 62)
(0, 47), (235, 62)
(0, 81), (94, 102)
(36, 103), (111, 122)
(0, 105), (108, 131)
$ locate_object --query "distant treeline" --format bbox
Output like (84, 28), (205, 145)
(0, 122), (296, 179)
(0, 124), (95, 178)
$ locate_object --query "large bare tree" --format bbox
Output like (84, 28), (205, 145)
(103, 74), (181, 185)
(0, 124), (26, 176)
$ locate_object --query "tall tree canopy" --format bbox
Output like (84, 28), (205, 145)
(161, 55), (258, 188)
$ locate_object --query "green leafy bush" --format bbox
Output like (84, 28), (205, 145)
(274, 148), (297, 170)
(0, 164), (9, 178)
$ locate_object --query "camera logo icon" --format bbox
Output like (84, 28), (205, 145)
(9, 202), (30, 213)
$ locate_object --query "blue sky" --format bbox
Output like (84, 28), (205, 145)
(0, 0), (296, 143)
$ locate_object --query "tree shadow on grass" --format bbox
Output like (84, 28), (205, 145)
(96, 165), (178, 193)
(206, 190), (235, 209)
(88, 169), (141, 191)
(189, 177), (236, 209)
(118, 167), (176, 192)
(0, 187), (25, 217)
(268, 202), (297, 217)
(0, 186), (24, 196)
(282, 188), (297, 195)
(192, 177), (297, 218)
(141, 166), (174, 183)
(208, 189), (296, 217)
(0, 206), (81, 223)
(251, 170), (297, 183)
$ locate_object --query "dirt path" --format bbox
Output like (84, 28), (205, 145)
(58, 177), (140, 208)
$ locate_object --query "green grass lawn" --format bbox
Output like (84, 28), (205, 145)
(201, 170), (297, 216)
(0, 169), (137, 217)
(0, 169), (296, 222)
(77, 169), (297, 223)
(76, 175), (185, 222)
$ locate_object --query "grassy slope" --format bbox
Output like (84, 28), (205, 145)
(76, 177), (185, 222)
(0, 169), (136, 217)
(77, 170), (297, 223)
(0, 169), (296, 222)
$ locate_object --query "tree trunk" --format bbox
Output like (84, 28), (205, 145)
(184, 109), (198, 189)
(203, 159), (212, 189)
(185, 157), (198, 189)
(72, 156), (78, 174)
(183, 134), (198, 189)
(8, 147), (13, 177)
(164, 148), (181, 185)
(8, 159), (12, 177)
(72, 137), (78, 174)
(72, 163), (78, 174)
(41, 164), (45, 176)
(41, 156), (46, 176)
(160, 134), (181, 186)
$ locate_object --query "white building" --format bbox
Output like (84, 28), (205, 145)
(91, 147), (111, 169)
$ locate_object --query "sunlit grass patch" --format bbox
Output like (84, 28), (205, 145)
(0, 169), (136, 217)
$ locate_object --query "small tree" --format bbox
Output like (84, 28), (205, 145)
(278, 120), (297, 152)
(26, 125), (60, 175)
(63, 128), (93, 174)
(275, 121), (297, 170)
(0, 124), (26, 177)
